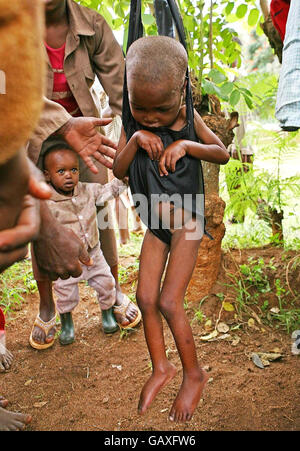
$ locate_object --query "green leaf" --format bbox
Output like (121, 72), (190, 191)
(115, 3), (125, 18)
(220, 81), (234, 96)
(243, 94), (253, 109)
(184, 15), (196, 32)
(202, 79), (216, 95)
(236, 4), (248, 19)
(230, 89), (241, 106)
(208, 68), (226, 84)
(248, 8), (260, 27)
(225, 2), (234, 16)
(142, 13), (155, 26)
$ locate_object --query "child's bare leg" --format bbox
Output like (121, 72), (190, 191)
(131, 207), (143, 233)
(159, 223), (208, 422)
(32, 280), (56, 344)
(136, 230), (176, 414)
(115, 196), (130, 245)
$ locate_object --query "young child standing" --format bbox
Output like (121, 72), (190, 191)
(34, 137), (141, 346)
(113, 36), (229, 423)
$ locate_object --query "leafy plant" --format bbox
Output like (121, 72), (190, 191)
(0, 260), (36, 314)
(222, 128), (300, 245)
(240, 257), (275, 294)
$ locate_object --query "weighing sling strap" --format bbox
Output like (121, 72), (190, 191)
(123, 0), (207, 245)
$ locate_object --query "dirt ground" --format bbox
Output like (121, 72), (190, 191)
(1, 246), (300, 431)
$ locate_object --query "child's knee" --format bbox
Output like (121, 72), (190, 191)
(159, 296), (180, 321)
(136, 289), (156, 313)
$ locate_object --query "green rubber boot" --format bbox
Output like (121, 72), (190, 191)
(102, 307), (119, 334)
(59, 312), (75, 345)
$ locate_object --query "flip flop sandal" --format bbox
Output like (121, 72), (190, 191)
(29, 314), (57, 350)
(113, 295), (141, 329)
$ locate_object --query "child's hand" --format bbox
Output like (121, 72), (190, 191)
(158, 140), (187, 176)
(134, 130), (164, 161)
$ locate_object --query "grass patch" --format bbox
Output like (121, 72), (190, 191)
(0, 259), (37, 314)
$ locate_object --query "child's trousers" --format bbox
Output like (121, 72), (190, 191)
(53, 243), (116, 314)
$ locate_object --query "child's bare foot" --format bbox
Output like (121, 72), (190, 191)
(0, 396), (8, 408)
(0, 348), (13, 372)
(169, 368), (208, 422)
(138, 362), (177, 415)
(0, 406), (32, 431)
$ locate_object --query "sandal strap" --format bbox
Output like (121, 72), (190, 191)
(113, 295), (131, 315)
(34, 315), (56, 336)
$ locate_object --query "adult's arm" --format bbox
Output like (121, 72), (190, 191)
(0, 0), (44, 165)
(92, 14), (125, 117)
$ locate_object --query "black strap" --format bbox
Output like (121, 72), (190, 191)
(124, 0), (194, 130)
(126, 0), (187, 52)
(126, 0), (143, 53)
(154, 0), (175, 38)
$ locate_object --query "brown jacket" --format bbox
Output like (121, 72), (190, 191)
(45, 0), (124, 118)
(28, 0), (124, 167)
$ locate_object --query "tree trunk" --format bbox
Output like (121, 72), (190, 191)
(259, 0), (283, 63)
(269, 208), (284, 242)
(187, 94), (238, 299)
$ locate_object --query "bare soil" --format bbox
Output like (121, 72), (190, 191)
(1, 246), (300, 431)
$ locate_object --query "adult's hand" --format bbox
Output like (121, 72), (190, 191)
(57, 117), (117, 174)
(0, 195), (40, 273)
(0, 153), (51, 274)
(27, 158), (52, 200)
(33, 201), (92, 280)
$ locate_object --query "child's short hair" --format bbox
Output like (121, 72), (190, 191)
(41, 136), (75, 170)
(126, 36), (188, 90)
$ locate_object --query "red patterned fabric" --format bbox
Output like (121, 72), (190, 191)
(45, 42), (82, 117)
(270, 0), (290, 41)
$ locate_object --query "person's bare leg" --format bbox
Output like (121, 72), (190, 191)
(136, 230), (176, 415)
(131, 207), (143, 233)
(115, 197), (130, 245)
(31, 280), (56, 344)
(0, 396), (8, 408)
(159, 223), (208, 422)
(110, 263), (138, 325)
(0, 332), (13, 372)
(0, 348), (13, 372)
(0, 406), (31, 431)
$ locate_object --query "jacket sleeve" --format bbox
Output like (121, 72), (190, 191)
(27, 97), (71, 165)
(92, 14), (125, 118)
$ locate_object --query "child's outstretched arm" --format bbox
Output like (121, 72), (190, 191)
(113, 126), (164, 179)
(95, 178), (127, 206)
